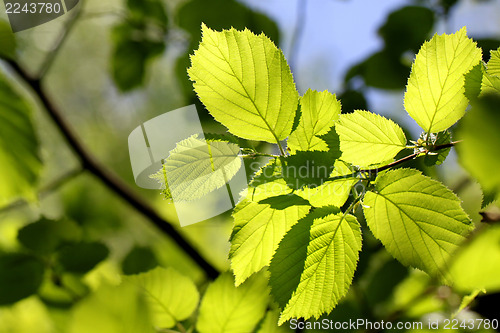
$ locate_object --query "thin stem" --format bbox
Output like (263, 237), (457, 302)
(3, 59), (220, 280)
(239, 152), (280, 158)
(0, 168), (84, 215)
(277, 140), (286, 156)
(38, 5), (83, 78)
(359, 141), (460, 175)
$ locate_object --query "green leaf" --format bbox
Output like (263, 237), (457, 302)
(176, 0), (280, 97)
(296, 160), (357, 208)
(230, 193), (310, 286)
(69, 282), (153, 333)
(281, 151), (340, 190)
(455, 94), (500, 200)
(404, 27), (482, 133)
(464, 62), (484, 101)
(0, 72), (41, 206)
(0, 253), (44, 305)
(151, 135), (242, 202)
(336, 110), (406, 166)
(449, 224), (500, 293)
(287, 89), (341, 153)
(378, 6), (434, 54)
(0, 20), (16, 59)
(110, 24), (165, 92)
(423, 131), (452, 166)
(126, 0), (168, 27)
(126, 267), (199, 328)
(122, 246), (158, 275)
(269, 207), (362, 324)
(487, 47), (500, 76)
(363, 168), (473, 279)
(453, 289), (485, 318)
(58, 242), (109, 274)
(17, 218), (81, 255)
(188, 24), (298, 143)
(196, 272), (268, 333)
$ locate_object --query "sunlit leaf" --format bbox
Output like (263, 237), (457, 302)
(449, 224), (500, 293)
(287, 89), (341, 153)
(188, 25), (298, 143)
(230, 193), (310, 286)
(196, 272), (268, 333)
(336, 110), (406, 166)
(269, 207), (362, 324)
(404, 27), (482, 133)
(126, 267), (199, 328)
(151, 135), (242, 202)
(363, 169), (473, 279)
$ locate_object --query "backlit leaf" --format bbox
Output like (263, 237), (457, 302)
(188, 25), (298, 143)
(336, 110), (406, 166)
(404, 27), (482, 133)
(152, 135), (242, 202)
(287, 89), (341, 153)
(269, 207), (362, 324)
(196, 272), (268, 333)
(449, 224), (500, 293)
(363, 168), (473, 279)
(126, 267), (199, 328)
(230, 193), (310, 286)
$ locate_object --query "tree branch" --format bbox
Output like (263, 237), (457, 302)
(359, 141), (460, 174)
(0, 167), (84, 215)
(4, 59), (220, 280)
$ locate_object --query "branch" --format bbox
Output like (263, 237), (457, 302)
(0, 167), (84, 215)
(38, 6), (83, 78)
(4, 59), (219, 280)
(359, 141), (460, 174)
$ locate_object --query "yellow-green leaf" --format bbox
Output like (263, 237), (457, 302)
(404, 27), (482, 133)
(336, 110), (406, 166)
(287, 89), (341, 153)
(188, 24), (298, 143)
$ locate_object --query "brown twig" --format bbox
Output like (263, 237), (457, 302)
(3, 59), (220, 280)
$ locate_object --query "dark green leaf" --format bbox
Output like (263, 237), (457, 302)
(110, 26), (164, 92)
(378, 6), (434, 54)
(122, 246), (158, 275)
(423, 131), (452, 166)
(126, 0), (168, 27)
(17, 218), (81, 255)
(281, 151), (340, 190)
(58, 242), (109, 274)
(0, 253), (44, 305)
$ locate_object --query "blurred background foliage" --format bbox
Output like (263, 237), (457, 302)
(0, 0), (499, 332)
